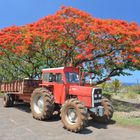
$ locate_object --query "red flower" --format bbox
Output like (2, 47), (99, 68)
(127, 55), (133, 59)
(76, 54), (84, 59)
(132, 58), (137, 63)
(77, 34), (86, 41)
(61, 5), (66, 10)
(0, 52), (4, 55)
(16, 46), (24, 51)
(135, 47), (140, 52)
(116, 62), (121, 65)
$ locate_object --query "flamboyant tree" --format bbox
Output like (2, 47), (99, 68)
(0, 6), (140, 84)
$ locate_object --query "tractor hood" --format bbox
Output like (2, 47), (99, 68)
(69, 85), (92, 97)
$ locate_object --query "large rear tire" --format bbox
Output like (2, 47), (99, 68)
(30, 88), (54, 120)
(60, 99), (88, 132)
(3, 94), (15, 107)
(91, 98), (114, 123)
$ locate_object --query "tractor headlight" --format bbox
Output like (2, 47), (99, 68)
(94, 94), (97, 98)
(98, 94), (102, 98)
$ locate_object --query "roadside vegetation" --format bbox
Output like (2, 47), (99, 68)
(113, 114), (140, 128)
(99, 79), (140, 127)
(99, 79), (140, 100)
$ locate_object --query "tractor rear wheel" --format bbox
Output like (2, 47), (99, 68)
(91, 98), (114, 123)
(30, 88), (54, 120)
(3, 94), (15, 107)
(60, 99), (88, 132)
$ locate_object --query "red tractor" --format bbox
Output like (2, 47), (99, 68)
(0, 67), (113, 132)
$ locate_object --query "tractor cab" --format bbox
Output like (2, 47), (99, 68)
(41, 66), (92, 86)
(41, 67), (80, 85)
(41, 67), (81, 104)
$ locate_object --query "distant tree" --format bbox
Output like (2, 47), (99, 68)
(100, 82), (108, 91)
(0, 6), (140, 83)
(111, 79), (122, 94)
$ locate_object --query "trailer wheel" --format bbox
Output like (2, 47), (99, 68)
(3, 94), (14, 107)
(91, 98), (114, 123)
(60, 99), (88, 132)
(30, 88), (54, 120)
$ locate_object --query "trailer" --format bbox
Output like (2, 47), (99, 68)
(0, 79), (41, 104)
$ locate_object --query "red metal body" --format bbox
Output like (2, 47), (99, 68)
(41, 67), (92, 107)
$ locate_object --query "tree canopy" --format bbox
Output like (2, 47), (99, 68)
(0, 6), (140, 84)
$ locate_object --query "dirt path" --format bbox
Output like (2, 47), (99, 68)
(0, 98), (140, 140)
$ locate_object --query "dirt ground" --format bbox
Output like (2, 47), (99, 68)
(0, 98), (140, 140)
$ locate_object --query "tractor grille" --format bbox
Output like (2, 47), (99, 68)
(93, 88), (102, 107)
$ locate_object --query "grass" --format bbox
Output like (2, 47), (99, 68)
(113, 113), (140, 127)
(0, 92), (3, 98)
(107, 89), (140, 128)
(120, 92), (138, 99)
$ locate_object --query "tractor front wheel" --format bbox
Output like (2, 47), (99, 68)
(60, 99), (88, 132)
(30, 88), (54, 120)
(91, 98), (114, 123)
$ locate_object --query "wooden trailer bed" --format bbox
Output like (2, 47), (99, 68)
(0, 79), (41, 102)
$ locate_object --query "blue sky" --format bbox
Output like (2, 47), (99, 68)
(0, 0), (140, 83)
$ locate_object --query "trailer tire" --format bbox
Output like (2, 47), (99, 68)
(60, 99), (88, 132)
(30, 88), (54, 120)
(3, 94), (14, 107)
(91, 98), (114, 123)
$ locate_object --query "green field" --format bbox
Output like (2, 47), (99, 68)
(113, 113), (140, 127)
